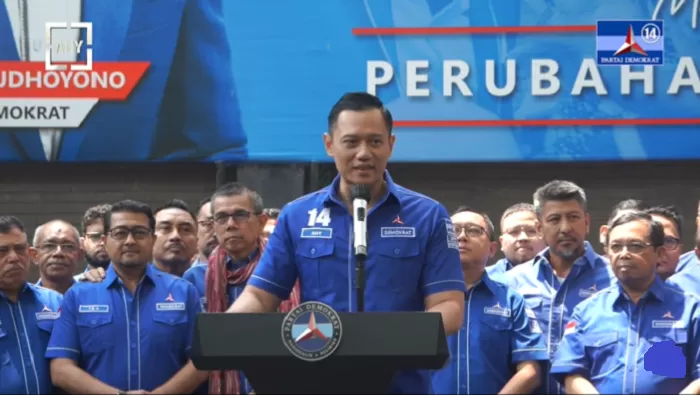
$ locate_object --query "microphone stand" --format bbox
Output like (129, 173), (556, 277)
(355, 252), (366, 312)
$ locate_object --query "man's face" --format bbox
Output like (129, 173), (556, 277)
(0, 227), (30, 291)
(599, 209), (637, 247)
(499, 211), (546, 265)
(452, 211), (496, 269)
(608, 220), (661, 286)
(212, 195), (267, 257)
(323, 109), (395, 187)
(104, 212), (155, 268)
(538, 200), (589, 260)
(30, 222), (82, 281)
(153, 208), (198, 266)
(650, 214), (682, 280)
(196, 202), (217, 258)
(81, 220), (110, 269)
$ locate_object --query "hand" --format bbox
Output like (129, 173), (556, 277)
(83, 267), (106, 283)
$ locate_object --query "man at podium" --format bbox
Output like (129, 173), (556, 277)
(154, 92), (465, 394)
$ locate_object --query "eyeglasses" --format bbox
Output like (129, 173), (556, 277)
(454, 224), (487, 239)
(608, 242), (653, 255)
(107, 227), (153, 241)
(39, 243), (79, 253)
(663, 236), (681, 251)
(197, 218), (214, 230)
(213, 210), (260, 226)
(84, 232), (103, 243)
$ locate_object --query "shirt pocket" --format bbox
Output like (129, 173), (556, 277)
(374, 242), (421, 292)
(76, 313), (115, 354)
(583, 332), (621, 379)
(152, 311), (188, 353)
(296, 242), (336, 295)
(480, 315), (513, 355)
(0, 332), (23, 393)
(36, 319), (54, 344)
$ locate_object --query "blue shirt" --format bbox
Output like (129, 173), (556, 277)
(486, 258), (513, 277)
(46, 264), (201, 391)
(0, 283), (63, 395)
(248, 171), (466, 394)
(504, 242), (614, 394)
(551, 277), (700, 394)
(432, 272), (548, 394)
(668, 259), (700, 296)
(675, 251), (698, 274)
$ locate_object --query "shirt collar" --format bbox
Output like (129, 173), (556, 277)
(105, 263), (159, 288)
(534, 241), (601, 269)
(611, 275), (666, 306)
(319, 170), (402, 209)
(466, 270), (501, 296)
(0, 282), (35, 302)
(226, 249), (259, 268)
(35, 277), (77, 288)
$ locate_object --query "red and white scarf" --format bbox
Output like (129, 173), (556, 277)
(205, 237), (300, 394)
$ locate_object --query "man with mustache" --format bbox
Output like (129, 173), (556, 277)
(488, 203), (546, 277)
(552, 211), (700, 394)
(153, 200), (199, 278)
(432, 206), (546, 394)
(31, 220), (82, 294)
(47, 200), (201, 393)
(505, 180), (613, 395)
(0, 215), (63, 394)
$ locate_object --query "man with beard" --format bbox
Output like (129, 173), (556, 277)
(79, 204), (112, 272)
(552, 211), (700, 394)
(0, 216), (63, 394)
(31, 220), (82, 294)
(488, 203), (546, 277)
(153, 200), (199, 278)
(47, 200), (201, 393)
(432, 206), (546, 394)
(505, 180), (613, 395)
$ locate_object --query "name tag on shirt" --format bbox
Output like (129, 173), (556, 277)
(484, 305), (512, 318)
(79, 305), (109, 313)
(652, 320), (685, 329)
(156, 302), (186, 311)
(35, 312), (60, 320)
(380, 227), (416, 238)
(300, 227), (332, 239)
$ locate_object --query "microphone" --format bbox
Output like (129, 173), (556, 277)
(351, 184), (371, 312)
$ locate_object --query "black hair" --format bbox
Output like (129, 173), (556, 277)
(0, 215), (25, 234)
(645, 205), (683, 239)
(104, 200), (155, 233)
(452, 205), (496, 241)
(327, 92), (393, 135)
(608, 199), (648, 224)
(210, 183), (264, 215)
(533, 180), (587, 216)
(606, 211), (665, 248)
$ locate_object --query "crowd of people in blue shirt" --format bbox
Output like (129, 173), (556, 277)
(2, 92), (700, 395)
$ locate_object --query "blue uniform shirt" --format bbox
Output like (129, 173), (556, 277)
(674, 251), (698, 274)
(486, 258), (513, 277)
(668, 259), (700, 295)
(0, 283), (62, 395)
(551, 277), (700, 394)
(46, 264), (201, 391)
(431, 272), (548, 394)
(248, 171), (466, 394)
(504, 242), (614, 394)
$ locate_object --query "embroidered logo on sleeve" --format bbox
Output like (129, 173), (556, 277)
(444, 219), (458, 250)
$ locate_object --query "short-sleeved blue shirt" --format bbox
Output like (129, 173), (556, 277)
(46, 264), (201, 391)
(248, 171), (466, 394)
(432, 272), (548, 394)
(0, 283), (62, 395)
(551, 277), (700, 394)
(504, 242), (614, 394)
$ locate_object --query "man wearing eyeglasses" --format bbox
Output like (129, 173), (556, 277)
(30, 220), (82, 294)
(47, 200), (202, 393)
(432, 206), (547, 394)
(488, 203), (546, 277)
(552, 211), (700, 394)
(645, 206), (684, 281)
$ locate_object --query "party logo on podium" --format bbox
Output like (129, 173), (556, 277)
(281, 302), (342, 362)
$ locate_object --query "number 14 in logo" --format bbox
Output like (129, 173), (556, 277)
(307, 208), (332, 227)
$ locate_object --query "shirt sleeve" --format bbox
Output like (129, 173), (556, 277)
(550, 309), (590, 383)
(45, 288), (81, 361)
(184, 282), (203, 360)
(421, 205), (466, 296)
(510, 292), (549, 364)
(248, 206), (298, 301)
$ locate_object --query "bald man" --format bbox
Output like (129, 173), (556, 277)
(29, 220), (83, 294)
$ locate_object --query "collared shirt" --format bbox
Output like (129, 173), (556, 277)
(551, 277), (700, 394)
(432, 272), (548, 394)
(248, 171), (466, 394)
(486, 258), (513, 277)
(35, 278), (76, 292)
(668, 259), (700, 295)
(46, 264), (201, 391)
(504, 242), (614, 394)
(0, 283), (63, 395)
(674, 250), (698, 274)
